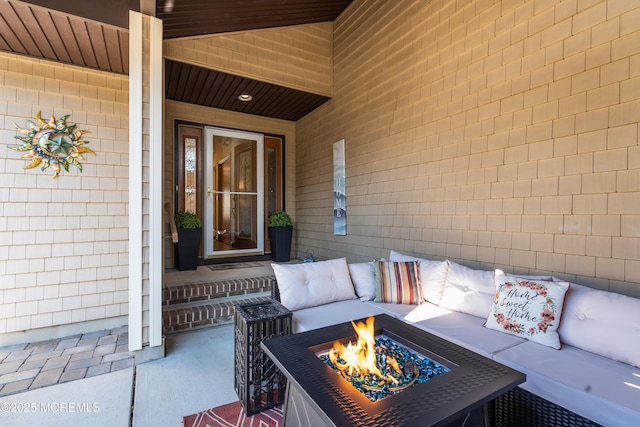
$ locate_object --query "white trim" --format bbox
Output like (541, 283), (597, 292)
(149, 15), (163, 348)
(128, 11), (143, 352)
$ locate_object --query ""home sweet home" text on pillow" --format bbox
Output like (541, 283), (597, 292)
(485, 270), (570, 349)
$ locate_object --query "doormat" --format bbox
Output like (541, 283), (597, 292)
(183, 400), (283, 427)
(207, 262), (265, 271)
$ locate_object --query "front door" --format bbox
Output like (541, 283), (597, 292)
(203, 127), (264, 258)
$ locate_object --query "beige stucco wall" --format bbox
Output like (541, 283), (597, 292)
(296, 0), (640, 297)
(0, 52), (129, 341)
(164, 22), (333, 96)
(163, 100), (297, 269)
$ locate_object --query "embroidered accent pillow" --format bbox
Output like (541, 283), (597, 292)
(485, 270), (570, 349)
(373, 261), (422, 305)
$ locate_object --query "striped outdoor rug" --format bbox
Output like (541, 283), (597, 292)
(183, 400), (283, 427)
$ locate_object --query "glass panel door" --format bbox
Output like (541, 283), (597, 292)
(203, 127), (264, 257)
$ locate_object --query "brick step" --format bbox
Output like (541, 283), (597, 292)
(162, 275), (276, 334)
(163, 275), (275, 306)
(162, 293), (271, 334)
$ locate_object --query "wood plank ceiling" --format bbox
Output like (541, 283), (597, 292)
(156, 0), (353, 39)
(166, 60), (330, 121)
(0, 0), (353, 120)
(0, 0), (129, 74)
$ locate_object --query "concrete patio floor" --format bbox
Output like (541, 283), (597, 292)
(0, 262), (279, 427)
(0, 323), (237, 427)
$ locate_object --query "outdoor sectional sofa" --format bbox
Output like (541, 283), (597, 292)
(270, 251), (640, 427)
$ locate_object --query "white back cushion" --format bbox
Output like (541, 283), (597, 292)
(348, 262), (376, 301)
(559, 283), (640, 368)
(439, 261), (495, 318)
(271, 258), (356, 311)
(389, 250), (449, 304)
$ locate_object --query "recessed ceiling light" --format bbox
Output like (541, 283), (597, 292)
(238, 94), (253, 102)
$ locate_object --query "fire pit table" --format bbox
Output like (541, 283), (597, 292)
(261, 314), (525, 427)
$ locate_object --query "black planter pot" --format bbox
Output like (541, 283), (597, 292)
(176, 227), (202, 271)
(268, 225), (293, 262)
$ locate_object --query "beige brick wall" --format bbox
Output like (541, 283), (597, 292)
(296, 0), (640, 297)
(164, 101), (297, 269)
(0, 52), (129, 339)
(164, 22), (333, 96)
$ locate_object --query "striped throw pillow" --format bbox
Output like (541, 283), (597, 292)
(373, 261), (422, 304)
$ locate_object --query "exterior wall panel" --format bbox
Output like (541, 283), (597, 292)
(0, 52), (129, 341)
(164, 22), (332, 97)
(296, 0), (640, 297)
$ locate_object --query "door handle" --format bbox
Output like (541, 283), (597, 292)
(207, 187), (212, 199)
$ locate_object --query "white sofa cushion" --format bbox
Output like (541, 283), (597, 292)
(369, 301), (525, 358)
(494, 341), (640, 427)
(271, 258), (356, 311)
(485, 271), (570, 349)
(559, 283), (640, 368)
(348, 262), (376, 301)
(389, 250), (449, 305)
(438, 261), (495, 318)
(289, 299), (389, 333)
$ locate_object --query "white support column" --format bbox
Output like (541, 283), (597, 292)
(149, 15), (164, 348)
(128, 10), (143, 352)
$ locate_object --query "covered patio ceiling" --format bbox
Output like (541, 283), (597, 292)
(0, 0), (353, 120)
(165, 59), (331, 121)
(0, 0), (131, 74)
(156, 0), (353, 40)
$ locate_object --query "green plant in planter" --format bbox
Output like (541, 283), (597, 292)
(268, 211), (293, 262)
(267, 210), (292, 227)
(174, 211), (202, 271)
(175, 211), (203, 229)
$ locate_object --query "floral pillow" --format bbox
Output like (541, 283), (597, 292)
(485, 270), (570, 349)
(373, 261), (422, 305)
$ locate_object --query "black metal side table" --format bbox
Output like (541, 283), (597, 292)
(234, 299), (292, 415)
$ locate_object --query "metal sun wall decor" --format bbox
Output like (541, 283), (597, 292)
(333, 139), (346, 235)
(9, 111), (94, 178)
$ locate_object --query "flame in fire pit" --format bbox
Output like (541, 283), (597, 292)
(321, 316), (450, 401)
(329, 317), (391, 380)
(328, 317), (420, 392)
